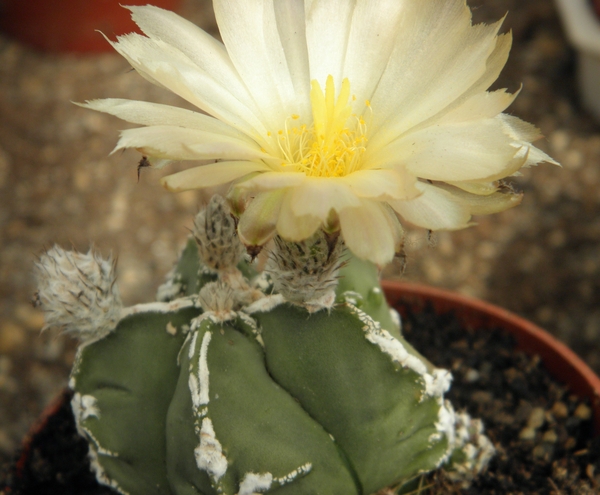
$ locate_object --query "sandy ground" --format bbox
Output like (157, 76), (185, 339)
(1, 0), (599, 468)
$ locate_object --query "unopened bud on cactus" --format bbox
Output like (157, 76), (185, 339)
(197, 280), (236, 323)
(193, 195), (244, 272)
(267, 231), (344, 312)
(34, 246), (121, 342)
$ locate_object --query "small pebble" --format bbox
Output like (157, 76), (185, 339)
(574, 404), (592, 421)
(565, 437), (577, 450)
(553, 462), (568, 480)
(519, 426), (536, 440)
(527, 407), (546, 429)
(464, 368), (480, 383)
(586, 464), (595, 480)
(551, 401), (569, 419)
(542, 430), (558, 444)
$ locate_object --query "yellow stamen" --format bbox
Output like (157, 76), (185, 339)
(271, 76), (369, 178)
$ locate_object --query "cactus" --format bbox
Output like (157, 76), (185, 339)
(35, 195), (494, 495)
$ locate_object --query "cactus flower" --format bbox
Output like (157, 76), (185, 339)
(81, 0), (557, 266)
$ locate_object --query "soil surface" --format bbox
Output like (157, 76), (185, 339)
(1, 0), (600, 475)
(401, 303), (600, 494)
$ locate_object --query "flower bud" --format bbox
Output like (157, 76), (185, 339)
(268, 231), (344, 312)
(197, 280), (236, 322)
(34, 246), (122, 341)
(193, 195), (245, 272)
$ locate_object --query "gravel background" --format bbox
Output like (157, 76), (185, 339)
(1, 0), (599, 469)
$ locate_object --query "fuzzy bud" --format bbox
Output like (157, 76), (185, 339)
(34, 246), (122, 341)
(193, 195), (245, 272)
(198, 280), (234, 313)
(267, 231), (344, 312)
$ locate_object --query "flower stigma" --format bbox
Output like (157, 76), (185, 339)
(274, 75), (369, 178)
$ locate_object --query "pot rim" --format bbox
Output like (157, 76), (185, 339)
(382, 279), (600, 435)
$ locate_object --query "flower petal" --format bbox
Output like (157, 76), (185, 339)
(342, 0), (406, 107)
(127, 6), (229, 75)
(397, 32), (514, 136)
(339, 200), (402, 266)
(435, 89), (518, 125)
(433, 183), (523, 215)
(114, 126), (267, 161)
(368, 0), (505, 147)
(273, 0), (311, 114)
(79, 99), (248, 141)
(305, 0), (355, 85)
(389, 182), (472, 230)
(237, 189), (286, 246)
(235, 172), (307, 192)
(340, 169), (419, 201)
(276, 193), (321, 241)
(213, 0), (304, 128)
(438, 31), (513, 121)
(161, 161), (271, 192)
(125, 5), (279, 132)
(499, 114), (560, 168)
(368, 116), (519, 182)
(446, 180), (500, 196)
(109, 33), (269, 142)
(289, 178), (362, 221)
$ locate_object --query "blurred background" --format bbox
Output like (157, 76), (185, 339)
(0, 0), (598, 468)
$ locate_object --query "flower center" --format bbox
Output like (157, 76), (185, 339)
(274, 76), (369, 178)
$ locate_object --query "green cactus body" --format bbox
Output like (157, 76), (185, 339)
(71, 302), (199, 495)
(167, 317), (358, 495)
(336, 255), (400, 336)
(64, 235), (471, 495)
(157, 240), (216, 302)
(336, 255), (434, 372)
(252, 303), (448, 494)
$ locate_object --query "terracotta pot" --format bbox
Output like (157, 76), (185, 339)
(0, 0), (182, 53)
(382, 280), (600, 435)
(12, 389), (73, 481)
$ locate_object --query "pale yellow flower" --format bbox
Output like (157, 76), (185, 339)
(83, 1), (557, 265)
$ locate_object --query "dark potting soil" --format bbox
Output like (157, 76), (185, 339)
(0, 389), (114, 495)
(1, 303), (599, 495)
(400, 303), (600, 494)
